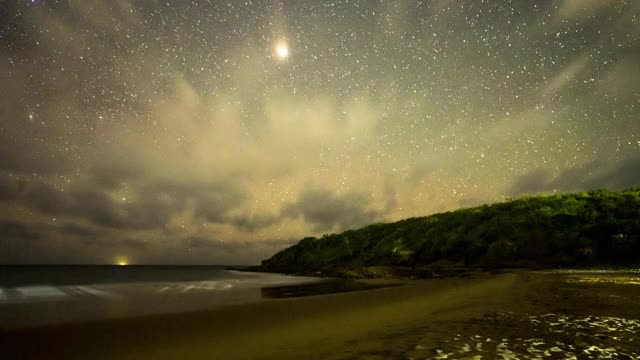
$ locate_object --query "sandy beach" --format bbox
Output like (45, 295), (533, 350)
(3, 271), (640, 359)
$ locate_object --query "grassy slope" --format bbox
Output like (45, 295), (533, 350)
(259, 187), (640, 276)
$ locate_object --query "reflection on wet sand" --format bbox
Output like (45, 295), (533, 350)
(405, 312), (639, 359)
(566, 275), (640, 285)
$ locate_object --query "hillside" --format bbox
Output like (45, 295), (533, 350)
(258, 187), (640, 276)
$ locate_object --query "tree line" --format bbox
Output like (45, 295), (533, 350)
(260, 187), (640, 274)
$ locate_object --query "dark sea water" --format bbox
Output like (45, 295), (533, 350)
(0, 265), (260, 287)
(0, 265), (323, 329)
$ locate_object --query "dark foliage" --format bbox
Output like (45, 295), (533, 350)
(260, 187), (640, 273)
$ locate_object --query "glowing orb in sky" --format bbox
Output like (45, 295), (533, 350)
(115, 256), (129, 266)
(275, 42), (289, 59)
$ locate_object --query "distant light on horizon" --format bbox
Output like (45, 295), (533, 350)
(115, 257), (129, 266)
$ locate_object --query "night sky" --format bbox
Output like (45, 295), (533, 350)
(1, 0), (639, 265)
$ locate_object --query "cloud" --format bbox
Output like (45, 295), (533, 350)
(541, 57), (589, 99)
(0, 217), (152, 264)
(0, 173), (19, 201)
(57, 222), (106, 238)
(598, 58), (640, 103)
(509, 169), (550, 196)
(282, 188), (384, 233)
(555, 0), (612, 24)
(0, 220), (40, 242)
(227, 187), (389, 234)
(510, 156), (640, 196)
(140, 180), (247, 225)
(0, 171), (245, 230)
(185, 236), (251, 254)
(228, 213), (281, 233)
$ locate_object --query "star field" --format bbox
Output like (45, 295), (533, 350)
(1, 0), (639, 264)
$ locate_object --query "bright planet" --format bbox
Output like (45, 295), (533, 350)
(275, 42), (289, 59)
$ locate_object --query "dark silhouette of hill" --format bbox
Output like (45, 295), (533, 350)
(258, 187), (640, 277)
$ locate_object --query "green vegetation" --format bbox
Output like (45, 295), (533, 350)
(259, 187), (640, 276)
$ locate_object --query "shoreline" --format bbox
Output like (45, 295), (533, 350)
(4, 270), (640, 359)
(0, 271), (370, 330)
(248, 264), (640, 280)
(3, 272), (514, 359)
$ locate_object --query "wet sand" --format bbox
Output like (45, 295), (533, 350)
(3, 270), (640, 359)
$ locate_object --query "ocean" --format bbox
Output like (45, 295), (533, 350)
(0, 265), (321, 329)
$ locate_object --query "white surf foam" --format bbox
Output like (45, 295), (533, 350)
(15, 286), (67, 300)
